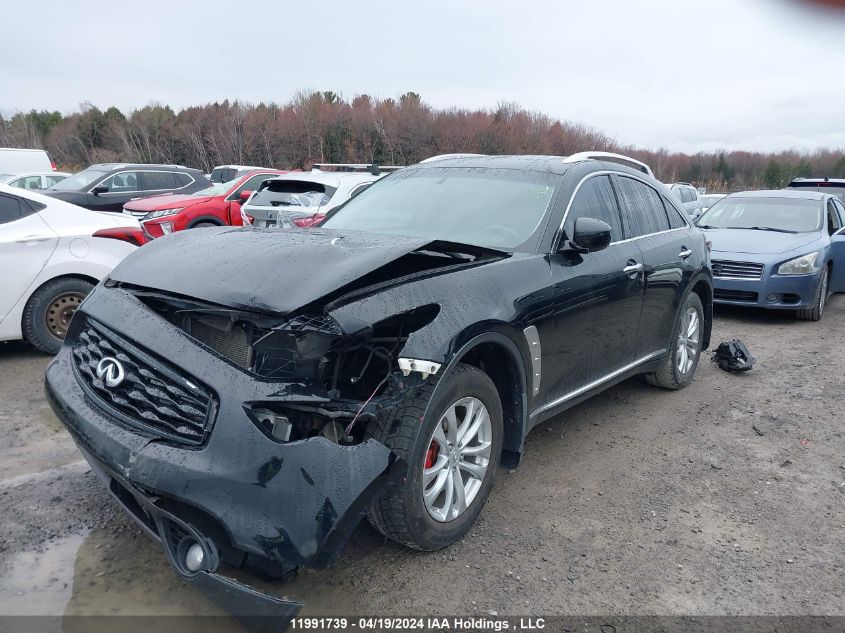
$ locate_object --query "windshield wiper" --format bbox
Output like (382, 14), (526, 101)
(729, 226), (797, 234)
(696, 224), (719, 229)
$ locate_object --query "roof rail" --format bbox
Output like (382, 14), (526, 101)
(312, 163), (403, 175)
(419, 153), (487, 164)
(563, 152), (654, 177)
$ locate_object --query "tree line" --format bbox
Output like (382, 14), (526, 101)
(2, 90), (844, 192)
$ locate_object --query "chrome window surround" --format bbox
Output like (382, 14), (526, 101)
(87, 170), (197, 195)
(552, 170), (690, 253)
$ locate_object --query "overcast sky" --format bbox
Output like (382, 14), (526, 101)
(2, 0), (845, 153)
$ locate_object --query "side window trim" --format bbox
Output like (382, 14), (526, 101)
(554, 172), (625, 251)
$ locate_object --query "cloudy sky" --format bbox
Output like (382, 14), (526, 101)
(2, 0), (845, 153)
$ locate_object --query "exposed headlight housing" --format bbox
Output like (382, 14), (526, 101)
(144, 207), (184, 220)
(778, 252), (820, 275)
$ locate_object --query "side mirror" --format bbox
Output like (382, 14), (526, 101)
(238, 190), (253, 202)
(567, 217), (612, 253)
(92, 185), (108, 195)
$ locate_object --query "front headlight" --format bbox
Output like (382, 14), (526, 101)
(144, 207), (184, 220)
(778, 252), (820, 275)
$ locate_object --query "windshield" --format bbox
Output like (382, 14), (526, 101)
(49, 168), (108, 191)
(697, 197), (822, 233)
(321, 167), (557, 251)
(191, 181), (235, 197)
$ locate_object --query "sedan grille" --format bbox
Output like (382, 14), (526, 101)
(711, 260), (764, 280)
(72, 320), (215, 446)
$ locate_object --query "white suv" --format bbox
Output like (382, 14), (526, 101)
(667, 182), (703, 218)
(242, 164), (400, 229)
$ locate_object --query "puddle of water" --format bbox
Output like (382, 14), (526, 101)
(0, 522), (377, 624)
(0, 531), (89, 615)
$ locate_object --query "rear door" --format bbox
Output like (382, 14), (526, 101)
(614, 175), (692, 358)
(540, 174), (644, 402)
(0, 193), (59, 325)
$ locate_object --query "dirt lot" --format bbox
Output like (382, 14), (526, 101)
(0, 300), (843, 622)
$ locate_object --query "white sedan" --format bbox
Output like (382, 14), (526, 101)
(0, 184), (144, 354)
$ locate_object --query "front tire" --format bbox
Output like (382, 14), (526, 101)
(22, 277), (93, 354)
(796, 267), (828, 322)
(366, 363), (503, 550)
(645, 292), (704, 390)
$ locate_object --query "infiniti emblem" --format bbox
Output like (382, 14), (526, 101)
(96, 357), (125, 388)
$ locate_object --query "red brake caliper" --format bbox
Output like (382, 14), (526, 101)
(424, 442), (439, 469)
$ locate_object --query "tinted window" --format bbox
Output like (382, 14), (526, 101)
(249, 180), (334, 209)
(834, 199), (845, 227)
(827, 199), (841, 234)
(680, 187), (693, 203)
(616, 177), (671, 237)
(101, 171), (139, 193)
(141, 171), (178, 191)
(564, 175), (623, 242)
(0, 193), (23, 224)
(45, 174), (67, 187)
(664, 196), (688, 229)
(175, 173), (193, 187)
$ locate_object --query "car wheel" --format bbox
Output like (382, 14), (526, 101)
(645, 292), (704, 390)
(366, 363), (503, 550)
(22, 277), (94, 354)
(796, 267), (828, 322)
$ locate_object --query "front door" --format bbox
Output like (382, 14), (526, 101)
(538, 175), (644, 404)
(0, 193), (58, 324)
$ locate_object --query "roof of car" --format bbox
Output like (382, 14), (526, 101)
(727, 189), (828, 201)
(789, 178), (845, 185)
(89, 163), (199, 172)
(409, 154), (658, 180)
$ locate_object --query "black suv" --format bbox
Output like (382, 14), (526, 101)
(43, 163), (209, 212)
(46, 153), (712, 618)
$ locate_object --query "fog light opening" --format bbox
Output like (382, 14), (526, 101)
(766, 294), (779, 303)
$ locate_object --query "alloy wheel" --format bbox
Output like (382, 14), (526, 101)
(422, 396), (493, 522)
(676, 307), (701, 375)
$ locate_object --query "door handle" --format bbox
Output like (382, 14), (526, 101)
(16, 235), (51, 244)
(679, 248), (693, 259)
(623, 261), (644, 277)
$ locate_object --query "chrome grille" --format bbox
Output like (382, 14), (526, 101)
(72, 320), (215, 445)
(711, 260), (764, 280)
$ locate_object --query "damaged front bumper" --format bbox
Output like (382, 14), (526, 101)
(44, 285), (410, 627)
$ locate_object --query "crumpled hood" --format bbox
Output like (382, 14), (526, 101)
(703, 228), (820, 255)
(123, 193), (213, 211)
(108, 227), (449, 314)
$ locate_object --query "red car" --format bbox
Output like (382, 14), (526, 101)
(122, 169), (286, 239)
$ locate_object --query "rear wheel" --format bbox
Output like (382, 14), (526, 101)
(645, 292), (704, 390)
(22, 277), (93, 354)
(796, 267), (828, 322)
(191, 221), (218, 228)
(366, 363), (503, 550)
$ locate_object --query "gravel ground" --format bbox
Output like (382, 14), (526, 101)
(0, 299), (843, 620)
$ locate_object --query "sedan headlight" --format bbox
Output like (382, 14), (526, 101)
(778, 252), (820, 275)
(144, 207), (184, 220)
